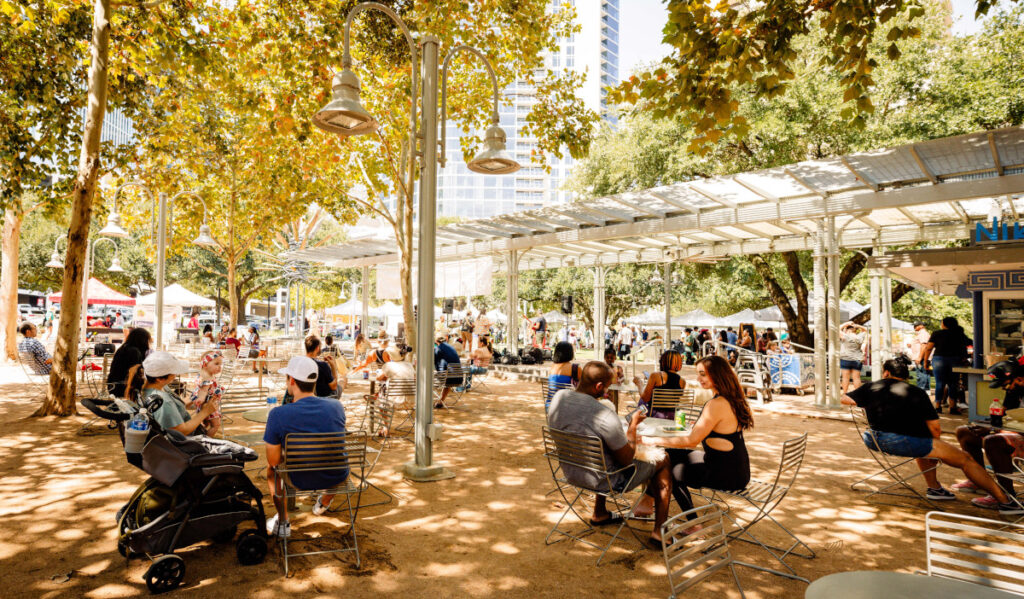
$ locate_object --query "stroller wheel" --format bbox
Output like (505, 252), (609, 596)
(212, 524), (237, 544)
(236, 530), (268, 565)
(144, 554), (185, 594)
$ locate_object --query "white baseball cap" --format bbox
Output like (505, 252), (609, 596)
(142, 351), (190, 378)
(278, 356), (319, 382)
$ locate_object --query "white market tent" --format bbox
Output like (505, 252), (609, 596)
(485, 308), (507, 323)
(136, 284), (215, 307)
(288, 128), (1024, 408)
(673, 309), (725, 328)
(326, 298), (364, 316)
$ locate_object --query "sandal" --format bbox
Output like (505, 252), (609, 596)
(646, 537), (665, 551)
(589, 515), (624, 527)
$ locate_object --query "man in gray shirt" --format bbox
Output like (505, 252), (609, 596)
(548, 361), (672, 549)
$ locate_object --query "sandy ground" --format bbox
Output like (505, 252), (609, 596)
(0, 364), (1008, 598)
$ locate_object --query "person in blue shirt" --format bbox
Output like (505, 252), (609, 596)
(264, 357), (348, 538)
(434, 335), (462, 408)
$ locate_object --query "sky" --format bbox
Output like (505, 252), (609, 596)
(617, 0), (988, 82)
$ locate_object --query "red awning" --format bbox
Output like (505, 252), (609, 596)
(48, 278), (136, 306)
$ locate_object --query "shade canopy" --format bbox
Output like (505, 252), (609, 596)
(326, 298), (364, 315)
(136, 284), (215, 308)
(673, 309), (725, 328)
(48, 278), (135, 306)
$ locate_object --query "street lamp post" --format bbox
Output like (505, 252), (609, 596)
(312, 2), (520, 482)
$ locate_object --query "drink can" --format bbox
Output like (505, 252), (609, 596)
(267, 396), (277, 407)
(363, 371), (369, 380)
(675, 408), (686, 428)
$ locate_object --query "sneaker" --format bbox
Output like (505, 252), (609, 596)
(971, 494), (1001, 509)
(926, 487), (956, 501)
(999, 501), (1024, 516)
(951, 480), (982, 494)
(312, 495), (329, 516)
(266, 514), (291, 538)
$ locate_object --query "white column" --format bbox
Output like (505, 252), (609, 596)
(869, 260), (883, 380)
(827, 216), (841, 407)
(813, 221), (827, 407)
(593, 265), (606, 359)
(155, 192), (168, 349)
(506, 251), (519, 355)
(881, 265), (893, 358)
(664, 261), (673, 350)
(361, 265), (370, 339)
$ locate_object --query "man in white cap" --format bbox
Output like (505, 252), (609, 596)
(142, 351), (216, 436)
(264, 356), (348, 538)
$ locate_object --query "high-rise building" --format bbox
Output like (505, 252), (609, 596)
(436, 0), (620, 218)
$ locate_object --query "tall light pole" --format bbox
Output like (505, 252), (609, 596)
(312, 2), (519, 482)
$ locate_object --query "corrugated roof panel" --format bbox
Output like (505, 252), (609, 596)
(995, 127), (1024, 167)
(915, 132), (993, 178)
(787, 159), (861, 193)
(740, 169), (810, 199)
(846, 147), (926, 184)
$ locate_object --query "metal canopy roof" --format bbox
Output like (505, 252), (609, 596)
(288, 127), (1024, 273)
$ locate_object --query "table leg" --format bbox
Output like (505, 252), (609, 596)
(610, 390), (620, 413)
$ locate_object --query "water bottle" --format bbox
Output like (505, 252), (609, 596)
(990, 397), (1005, 428)
(124, 409), (149, 454)
(266, 396), (278, 409)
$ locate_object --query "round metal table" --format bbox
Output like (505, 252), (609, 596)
(242, 407), (272, 424)
(806, 571), (1017, 598)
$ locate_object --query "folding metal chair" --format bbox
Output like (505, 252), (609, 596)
(848, 406), (944, 509)
(662, 505), (762, 598)
(354, 395), (397, 508)
(541, 426), (650, 565)
(925, 511), (1024, 594)
(18, 350), (50, 401)
(380, 378), (416, 438)
(649, 388), (690, 419)
(695, 432), (813, 583)
(541, 379), (575, 412)
(433, 364), (467, 408)
(275, 431), (368, 573)
(464, 357), (494, 394)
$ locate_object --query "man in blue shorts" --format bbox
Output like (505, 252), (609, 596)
(264, 357), (348, 538)
(841, 357), (1021, 514)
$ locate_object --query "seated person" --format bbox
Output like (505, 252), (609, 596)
(841, 357), (1021, 514)
(548, 361), (672, 548)
(377, 345), (414, 402)
(953, 360), (1024, 509)
(143, 351), (216, 436)
(604, 347), (625, 385)
(17, 323), (52, 375)
(352, 343), (392, 374)
(635, 349), (686, 419)
(546, 342), (579, 407)
(304, 335), (338, 398)
(264, 357), (348, 537)
(642, 356), (752, 532)
(322, 334), (340, 357)
(434, 335), (462, 408)
(469, 336), (493, 373)
(107, 328), (152, 398)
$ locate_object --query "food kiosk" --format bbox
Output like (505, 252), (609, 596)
(870, 228), (1024, 429)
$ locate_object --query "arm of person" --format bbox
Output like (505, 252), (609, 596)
(352, 353), (375, 372)
(265, 443), (282, 469)
(840, 394), (857, 406)
(919, 342), (934, 365)
(643, 400), (720, 449)
(170, 400), (217, 435)
(610, 409), (644, 465)
(637, 372), (659, 403)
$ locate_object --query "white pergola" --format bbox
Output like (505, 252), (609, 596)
(290, 127), (1024, 407)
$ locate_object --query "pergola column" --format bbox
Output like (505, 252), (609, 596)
(506, 251), (519, 355)
(361, 265), (370, 338)
(664, 261), (673, 350)
(880, 264), (894, 357)
(869, 250), (883, 380)
(813, 221), (827, 407)
(592, 264), (607, 359)
(827, 216), (841, 408)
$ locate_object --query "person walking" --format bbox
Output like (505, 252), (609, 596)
(839, 322), (868, 393)
(919, 316), (972, 415)
(909, 322), (932, 393)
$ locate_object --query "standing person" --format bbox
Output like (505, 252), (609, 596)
(726, 327), (737, 347)
(353, 333), (371, 363)
(919, 316), (972, 414)
(616, 322), (633, 360)
(186, 351), (224, 437)
(107, 328), (152, 398)
(187, 310), (199, 329)
(473, 311), (492, 351)
(682, 328), (696, 364)
(113, 310), (126, 328)
(641, 355), (752, 531)
(17, 323), (53, 375)
(756, 332), (768, 354)
(738, 329), (754, 353)
(460, 315), (473, 352)
(246, 325), (263, 374)
(839, 322), (868, 393)
(842, 357), (1020, 513)
(304, 335), (338, 399)
(531, 310), (547, 349)
(909, 322), (932, 393)
(264, 357), (349, 537)
(43, 307), (56, 339)
(547, 361), (673, 549)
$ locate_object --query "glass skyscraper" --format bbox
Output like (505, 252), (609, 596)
(436, 0), (620, 218)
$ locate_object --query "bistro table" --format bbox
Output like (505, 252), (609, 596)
(607, 383), (639, 413)
(254, 357), (289, 397)
(805, 571), (1017, 599)
(242, 407), (272, 424)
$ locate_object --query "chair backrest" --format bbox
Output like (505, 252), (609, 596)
(443, 362), (466, 385)
(925, 511), (1024, 595)
(662, 505), (737, 597)
(280, 431), (367, 490)
(755, 433), (808, 507)
(18, 350), (48, 378)
(1014, 456), (1024, 478)
(383, 378), (417, 402)
(541, 380), (575, 411)
(541, 426), (611, 490)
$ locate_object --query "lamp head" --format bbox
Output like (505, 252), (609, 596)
(193, 224), (216, 247)
(467, 123), (520, 174)
(46, 251), (64, 269)
(312, 68), (377, 136)
(107, 256), (125, 273)
(99, 211), (129, 238)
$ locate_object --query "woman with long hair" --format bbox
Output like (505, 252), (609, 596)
(635, 349), (686, 419)
(107, 327), (152, 398)
(642, 355), (753, 528)
(545, 341), (579, 410)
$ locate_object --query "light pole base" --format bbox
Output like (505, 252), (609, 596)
(402, 461), (455, 482)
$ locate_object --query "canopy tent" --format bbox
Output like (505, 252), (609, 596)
(326, 298), (363, 315)
(543, 310), (579, 327)
(376, 301), (404, 318)
(754, 298), (868, 327)
(485, 308), (507, 323)
(624, 307), (665, 326)
(135, 284), (214, 307)
(672, 309), (725, 328)
(49, 278), (135, 306)
(719, 308), (759, 327)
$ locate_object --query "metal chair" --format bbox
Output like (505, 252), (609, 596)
(541, 426), (649, 565)
(380, 378), (416, 437)
(355, 395), (397, 508)
(649, 387), (692, 419)
(925, 511), (1024, 595)
(695, 432), (813, 583)
(848, 406), (944, 509)
(464, 356), (494, 394)
(17, 349), (50, 400)
(433, 363), (468, 408)
(541, 379), (575, 412)
(662, 505), (758, 598)
(275, 431), (368, 573)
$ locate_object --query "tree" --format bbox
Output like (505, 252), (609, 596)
(610, 0), (1019, 152)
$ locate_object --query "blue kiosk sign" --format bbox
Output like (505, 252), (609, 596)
(974, 217), (1024, 244)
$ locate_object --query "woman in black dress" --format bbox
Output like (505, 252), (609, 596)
(641, 355), (753, 532)
(106, 328), (152, 398)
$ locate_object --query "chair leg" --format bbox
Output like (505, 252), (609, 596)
(723, 511), (810, 584)
(851, 457), (944, 510)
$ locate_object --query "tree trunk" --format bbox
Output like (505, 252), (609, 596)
(399, 250), (414, 347)
(0, 206), (23, 362)
(851, 282), (914, 325)
(750, 253), (813, 347)
(37, 0), (111, 417)
(226, 256), (238, 328)
(781, 251), (808, 332)
(840, 248), (871, 291)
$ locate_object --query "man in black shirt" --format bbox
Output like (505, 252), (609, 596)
(953, 360), (1024, 509)
(842, 357), (1021, 514)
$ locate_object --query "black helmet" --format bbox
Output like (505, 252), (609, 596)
(988, 360), (1024, 388)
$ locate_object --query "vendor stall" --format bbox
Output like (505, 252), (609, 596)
(871, 235), (1024, 426)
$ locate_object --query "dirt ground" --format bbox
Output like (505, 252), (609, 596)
(0, 365), (1008, 598)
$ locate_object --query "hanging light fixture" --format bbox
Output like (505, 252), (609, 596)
(193, 223), (216, 247)
(46, 250), (64, 269)
(312, 69), (378, 136)
(467, 123), (520, 175)
(99, 209), (128, 238)
(107, 256), (125, 273)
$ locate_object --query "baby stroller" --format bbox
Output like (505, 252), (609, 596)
(89, 395), (269, 594)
